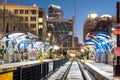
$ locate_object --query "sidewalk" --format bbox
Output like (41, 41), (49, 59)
(83, 60), (120, 80)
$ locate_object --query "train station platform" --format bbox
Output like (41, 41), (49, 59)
(1, 58), (120, 80)
(81, 60), (120, 80)
(0, 58), (69, 80)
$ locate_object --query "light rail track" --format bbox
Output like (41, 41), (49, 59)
(48, 60), (96, 80)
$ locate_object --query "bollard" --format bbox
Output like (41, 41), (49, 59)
(39, 57), (44, 62)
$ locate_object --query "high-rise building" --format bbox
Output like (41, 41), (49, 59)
(83, 13), (116, 41)
(74, 37), (80, 49)
(48, 4), (63, 20)
(0, 4), (46, 40)
(46, 18), (74, 49)
(83, 13), (98, 41)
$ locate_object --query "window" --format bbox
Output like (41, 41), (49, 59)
(30, 24), (36, 28)
(30, 17), (36, 21)
(14, 16), (18, 21)
(25, 23), (28, 27)
(25, 17), (28, 21)
(39, 12), (43, 17)
(20, 10), (24, 14)
(39, 28), (42, 36)
(31, 10), (36, 14)
(19, 17), (23, 21)
(14, 9), (18, 14)
(25, 10), (28, 14)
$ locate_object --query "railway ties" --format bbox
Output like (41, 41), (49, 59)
(66, 61), (84, 80)
(48, 60), (95, 80)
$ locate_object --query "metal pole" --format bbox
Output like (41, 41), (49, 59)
(116, 2), (120, 65)
(114, 2), (120, 76)
(2, 44), (4, 61)
(49, 48), (52, 59)
(6, 23), (9, 46)
(49, 35), (52, 59)
(2, 1), (5, 61)
(3, 2), (5, 33)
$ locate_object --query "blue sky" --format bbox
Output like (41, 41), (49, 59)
(8, 0), (120, 43)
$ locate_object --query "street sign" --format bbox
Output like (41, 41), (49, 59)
(113, 29), (120, 35)
(115, 47), (120, 56)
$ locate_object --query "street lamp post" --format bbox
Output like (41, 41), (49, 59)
(48, 33), (51, 38)
(53, 45), (59, 58)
